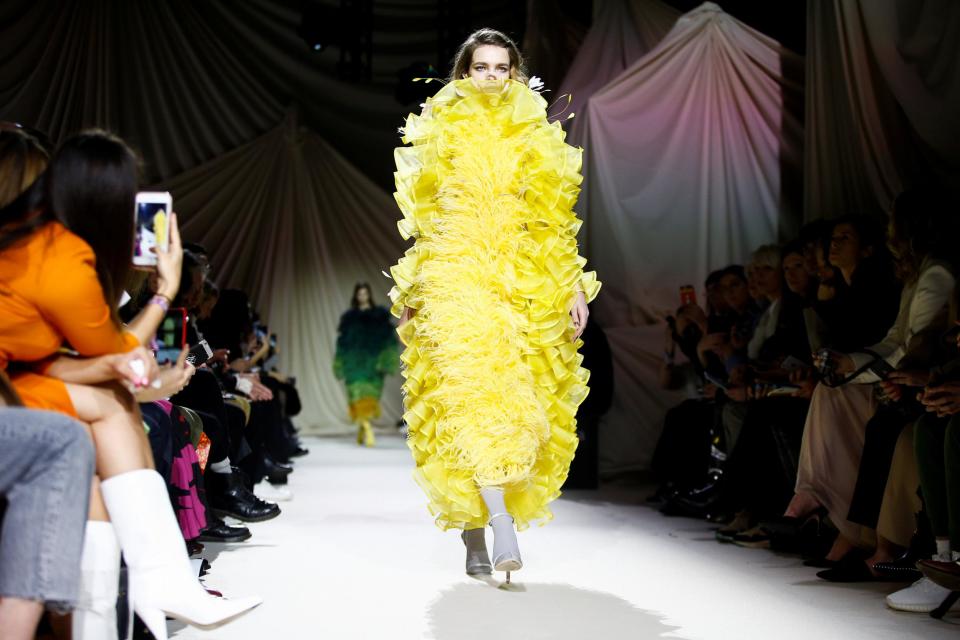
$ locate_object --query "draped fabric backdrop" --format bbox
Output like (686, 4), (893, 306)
(0, 0), (459, 187)
(575, 2), (804, 474)
(804, 0), (960, 221)
(561, 0), (680, 147)
(164, 116), (407, 431)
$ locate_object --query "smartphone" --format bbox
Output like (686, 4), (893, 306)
(156, 308), (187, 364)
(680, 285), (697, 306)
(186, 339), (214, 366)
(133, 191), (172, 268)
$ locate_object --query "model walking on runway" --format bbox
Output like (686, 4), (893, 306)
(333, 283), (399, 446)
(389, 28), (600, 582)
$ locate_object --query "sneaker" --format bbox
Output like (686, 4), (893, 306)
(254, 482), (293, 502)
(886, 577), (956, 613)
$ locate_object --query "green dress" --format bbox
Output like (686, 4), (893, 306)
(333, 306), (399, 421)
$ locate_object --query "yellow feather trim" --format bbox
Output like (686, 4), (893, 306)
(388, 78), (601, 531)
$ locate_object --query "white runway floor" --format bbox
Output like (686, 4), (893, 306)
(172, 434), (960, 640)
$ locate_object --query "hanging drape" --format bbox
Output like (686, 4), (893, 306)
(162, 115), (407, 432)
(804, 0), (960, 221)
(578, 2), (804, 473)
(0, 0), (428, 186)
(560, 0), (680, 147)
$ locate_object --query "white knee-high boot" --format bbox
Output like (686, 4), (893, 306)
(72, 521), (120, 640)
(480, 487), (522, 580)
(100, 469), (261, 640)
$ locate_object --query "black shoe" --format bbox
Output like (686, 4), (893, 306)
(816, 552), (899, 583)
(206, 469), (281, 522)
(198, 515), (252, 543)
(659, 493), (719, 519)
(263, 455), (292, 485)
(289, 446), (309, 458)
(872, 550), (924, 582)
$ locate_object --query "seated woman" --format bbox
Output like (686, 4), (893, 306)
(787, 189), (955, 577)
(0, 373), (94, 640)
(0, 129), (260, 640)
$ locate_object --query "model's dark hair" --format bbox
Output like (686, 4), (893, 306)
(49, 131), (139, 313)
(351, 282), (375, 308)
(449, 28), (528, 83)
(0, 129), (139, 317)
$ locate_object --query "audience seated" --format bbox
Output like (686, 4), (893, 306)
(649, 183), (960, 619)
(0, 127), (263, 639)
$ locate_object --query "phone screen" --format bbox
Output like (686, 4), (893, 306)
(156, 308), (187, 364)
(133, 198), (170, 266)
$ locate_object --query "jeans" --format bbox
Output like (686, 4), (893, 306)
(0, 408), (94, 610)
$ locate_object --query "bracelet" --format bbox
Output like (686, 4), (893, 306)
(149, 295), (170, 314)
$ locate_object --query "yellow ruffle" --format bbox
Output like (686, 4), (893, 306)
(388, 78), (600, 531)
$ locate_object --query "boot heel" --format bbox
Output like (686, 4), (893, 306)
(137, 607), (168, 640)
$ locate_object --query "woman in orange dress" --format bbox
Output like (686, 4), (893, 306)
(0, 129), (260, 639)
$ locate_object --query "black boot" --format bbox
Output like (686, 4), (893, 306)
(263, 454), (292, 485)
(205, 468), (281, 522)
(198, 514), (252, 543)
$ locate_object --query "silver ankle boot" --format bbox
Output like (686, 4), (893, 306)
(461, 528), (493, 575)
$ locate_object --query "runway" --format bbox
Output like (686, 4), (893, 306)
(173, 434), (960, 640)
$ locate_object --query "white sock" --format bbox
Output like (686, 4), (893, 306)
(936, 538), (951, 561)
(210, 458), (232, 474)
(479, 487), (508, 518)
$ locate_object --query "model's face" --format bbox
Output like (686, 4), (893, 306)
(466, 45), (512, 83)
(356, 287), (371, 305)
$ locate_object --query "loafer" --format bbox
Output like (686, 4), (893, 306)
(816, 554), (895, 583)
(873, 553), (923, 582)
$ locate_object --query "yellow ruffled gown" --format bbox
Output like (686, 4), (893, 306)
(388, 78), (601, 531)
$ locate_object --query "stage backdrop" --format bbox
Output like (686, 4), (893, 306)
(164, 115), (407, 433)
(804, 0), (960, 221)
(561, 0), (680, 147)
(577, 2), (804, 474)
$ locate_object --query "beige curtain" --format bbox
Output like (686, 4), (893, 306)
(578, 3), (804, 474)
(163, 115), (407, 433)
(560, 0), (680, 147)
(804, 0), (960, 221)
(0, 0), (410, 185)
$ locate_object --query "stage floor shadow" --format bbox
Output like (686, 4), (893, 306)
(427, 581), (681, 640)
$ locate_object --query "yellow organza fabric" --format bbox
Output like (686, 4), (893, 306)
(388, 78), (601, 531)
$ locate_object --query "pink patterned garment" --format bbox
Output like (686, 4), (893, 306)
(170, 443), (207, 540)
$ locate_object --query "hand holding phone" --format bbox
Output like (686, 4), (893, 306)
(133, 192), (172, 268)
